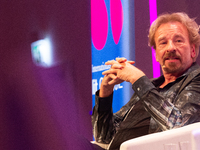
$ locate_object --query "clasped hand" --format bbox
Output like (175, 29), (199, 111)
(102, 57), (145, 85)
(99, 57), (145, 97)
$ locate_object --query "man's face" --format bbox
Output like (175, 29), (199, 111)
(154, 21), (196, 75)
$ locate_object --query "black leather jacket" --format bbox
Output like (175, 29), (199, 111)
(92, 63), (200, 150)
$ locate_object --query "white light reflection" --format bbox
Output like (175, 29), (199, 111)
(31, 37), (53, 67)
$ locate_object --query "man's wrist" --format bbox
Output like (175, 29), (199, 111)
(99, 85), (114, 98)
(129, 73), (145, 84)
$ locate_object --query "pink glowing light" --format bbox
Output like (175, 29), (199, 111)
(149, 0), (160, 78)
(110, 0), (123, 45)
(91, 0), (108, 50)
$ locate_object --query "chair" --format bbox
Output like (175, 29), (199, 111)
(120, 122), (200, 150)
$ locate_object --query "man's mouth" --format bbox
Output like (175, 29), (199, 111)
(165, 57), (180, 60)
(163, 57), (181, 65)
(163, 52), (181, 65)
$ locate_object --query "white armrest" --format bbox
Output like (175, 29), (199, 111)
(120, 122), (200, 150)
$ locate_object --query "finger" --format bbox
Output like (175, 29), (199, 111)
(108, 77), (119, 85)
(108, 74), (118, 80)
(102, 69), (116, 75)
(111, 63), (124, 69)
(116, 57), (127, 63)
(105, 60), (117, 65)
(104, 74), (118, 84)
(108, 76), (124, 85)
(127, 61), (135, 64)
(108, 80), (116, 85)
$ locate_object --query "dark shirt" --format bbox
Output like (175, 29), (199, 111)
(92, 63), (200, 150)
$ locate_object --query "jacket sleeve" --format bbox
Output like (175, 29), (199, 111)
(92, 90), (115, 144)
(132, 75), (200, 131)
(92, 90), (132, 144)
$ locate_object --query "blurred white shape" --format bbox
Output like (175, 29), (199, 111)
(31, 38), (53, 67)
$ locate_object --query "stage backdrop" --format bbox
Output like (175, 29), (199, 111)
(91, 0), (135, 112)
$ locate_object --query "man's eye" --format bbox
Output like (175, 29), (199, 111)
(176, 38), (184, 43)
(160, 42), (166, 45)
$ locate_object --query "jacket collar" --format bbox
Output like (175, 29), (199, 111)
(151, 62), (200, 87)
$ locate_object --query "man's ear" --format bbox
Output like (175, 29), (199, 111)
(191, 44), (196, 58)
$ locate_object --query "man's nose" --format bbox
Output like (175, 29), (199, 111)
(166, 41), (176, 52)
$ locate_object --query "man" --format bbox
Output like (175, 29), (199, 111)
(92, 12), (200, 150)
